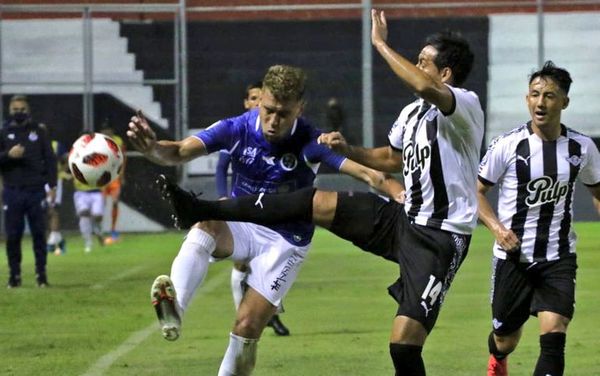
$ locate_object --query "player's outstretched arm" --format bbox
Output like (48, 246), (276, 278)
(339, 158), (405, 202)
(127, 110), (207, 166)
(371, 9), (453, 113)
(318, 132), (403, 173)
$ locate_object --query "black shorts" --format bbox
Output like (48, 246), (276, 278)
(329, 192), (471, 333)
(490, 255), (577, 335)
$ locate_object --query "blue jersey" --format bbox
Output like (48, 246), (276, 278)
(195, 108), (346, 246)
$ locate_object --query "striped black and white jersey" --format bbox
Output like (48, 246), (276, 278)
(479, 122), (600, 262)
(389, 85), (484, 235)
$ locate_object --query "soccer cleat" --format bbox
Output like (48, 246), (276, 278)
(94, 230), (105, 247)
(156, 174), (204, 229)
(487, 355), (508, 376)
(267, 315), (290, 336)
(7, 275), (22, 289)
(151, 275), (181, 341)
(59, 239), (67, 253)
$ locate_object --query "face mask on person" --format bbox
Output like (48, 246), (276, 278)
(10, 112), (30, 124)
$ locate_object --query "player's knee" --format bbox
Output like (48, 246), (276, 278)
(490, 331), (519, 355)
(192, 220), (223, 238)
(233, 314), (264, 339)
(312, 190), (337, 227)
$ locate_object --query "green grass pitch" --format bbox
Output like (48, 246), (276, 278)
(1, 223), (599, 375)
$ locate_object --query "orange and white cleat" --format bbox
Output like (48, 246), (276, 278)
(150, 275), (181, 341)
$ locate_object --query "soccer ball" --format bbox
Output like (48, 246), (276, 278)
(68, 133), (124, 188)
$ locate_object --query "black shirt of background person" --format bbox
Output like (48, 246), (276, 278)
(0, 119), (57, 189)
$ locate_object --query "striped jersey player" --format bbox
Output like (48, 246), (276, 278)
(479, 122), (600, 263)
(388, 85), (483, 235)
(478, 61), (600, 376)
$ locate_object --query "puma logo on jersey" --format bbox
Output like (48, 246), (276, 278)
(565, 155), (582, 166)
(420, 301), (433, 317)
(254, 192), (265, 209)
(517, 155), (531, 166)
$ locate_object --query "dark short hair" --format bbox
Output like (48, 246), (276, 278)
(425, 31), (474, 86)
(529, 60), (572, 94)
(246, 81), (262, 95)
(262, 65), (306, 102)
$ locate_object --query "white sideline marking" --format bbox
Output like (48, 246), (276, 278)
(90, 265), (146, 290)
(81, 269), (229, 376)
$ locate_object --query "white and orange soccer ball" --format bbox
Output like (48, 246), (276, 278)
(68, 133), (124, 188)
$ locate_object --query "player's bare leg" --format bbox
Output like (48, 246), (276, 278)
(219, 287), (277, 376)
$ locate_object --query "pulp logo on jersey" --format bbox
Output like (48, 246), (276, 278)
(403, 142), (431, 176)
(270, 253), (301, 291)
(525, 176), (569, 206)
(239, 147), (258, 165)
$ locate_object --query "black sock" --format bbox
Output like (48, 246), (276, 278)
(488, 332), (509, 360)
(194, 187), (315, 225)
(533, 332), (566, 376)
(389, 343), (425, 376)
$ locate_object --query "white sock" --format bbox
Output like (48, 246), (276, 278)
(47, 231), (62, 245)
(218, 332), (258, 376)
(170, 228), (216, 313)
(230, 268), (247, 311)
(79, 216), (92, 247)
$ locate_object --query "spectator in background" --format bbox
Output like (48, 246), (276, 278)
(215, 81), (290, 336)
(0, 95), (57, 287)
(100, 123), (126, 245)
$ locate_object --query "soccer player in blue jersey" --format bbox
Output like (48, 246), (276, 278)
(128, 64), (404, 375)
(216, 81), (291, 336)
(478, 61), (600, 376)
(153, 11), (484, 376)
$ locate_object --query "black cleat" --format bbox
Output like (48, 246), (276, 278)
(267, 315), (290, 336)
(156, 174), (204, 229)
(36, 273), (49, 288)
(7, 275), (22, 289)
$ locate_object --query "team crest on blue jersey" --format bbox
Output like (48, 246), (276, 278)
(280, 153), (298, 171)
(565, 155), (582, 167)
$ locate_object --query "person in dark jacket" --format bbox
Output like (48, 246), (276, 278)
(1, 95), (57, 288)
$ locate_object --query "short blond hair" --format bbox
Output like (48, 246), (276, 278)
(262, 65), (306, 102)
